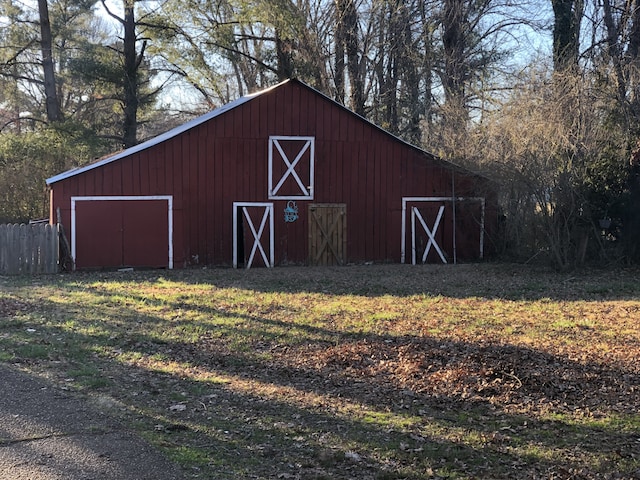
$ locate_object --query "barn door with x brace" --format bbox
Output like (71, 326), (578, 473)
(308, 204), (346, 266)
(268, 136), (315, 199)
(411, 205), (448, 264)
(233, 202), (274, 268)
(401, 196), (487, 264)
(401, 197), (450, 264)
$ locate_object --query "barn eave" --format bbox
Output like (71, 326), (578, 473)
(44, 82), (282, 186)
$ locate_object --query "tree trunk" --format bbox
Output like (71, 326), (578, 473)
(37, 0), (62, 122)
(627, 0), (640, 122)
(602, 0), (627, 109)
(343, 0), (363, 116)
(400, 0), (420, 144)
(334, 0), (346, 104)
(441, 0), (468, 156)
(373, 9), (387, 127)
(335, 0), (363, 115)
(275, 31), (294, 81)
(419, 0), (433, 134)
(442, 0), (465, 109)
(385, 0), (402, 130)
(551, 0), (582, 72)
(122, 0), (138, 148)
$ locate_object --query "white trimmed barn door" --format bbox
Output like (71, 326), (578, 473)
(411, 205), (447, 264)
(71, 195), (173, 270)
(401, 197), (486, 265)
(401, 197), (450, 265)
(233, 202), (274, 268)
(268, 136), (315, 200)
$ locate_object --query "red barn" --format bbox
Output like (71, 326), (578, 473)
(46, 79), (498, 270)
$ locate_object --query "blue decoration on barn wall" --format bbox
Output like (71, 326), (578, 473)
(284, 201), (299, 223)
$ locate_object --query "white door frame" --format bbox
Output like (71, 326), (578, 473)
(233, 202), (274, 268)
(70, 195), (174, 270)
(401, 196), (485, 265)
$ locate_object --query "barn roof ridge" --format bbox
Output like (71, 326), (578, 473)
(290, 79), (493, 180)
(291, 78), (440, 158)
(46, 78), (477, 186)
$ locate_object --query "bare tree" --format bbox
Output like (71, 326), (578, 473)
(441, 0), (466, 120)
(334, 0), (364, 114)
(467, 64), (632, 267)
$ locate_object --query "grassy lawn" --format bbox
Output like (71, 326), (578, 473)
(0, 263), (639, 479)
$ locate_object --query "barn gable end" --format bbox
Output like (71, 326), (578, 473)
(47, 79), (497, 269)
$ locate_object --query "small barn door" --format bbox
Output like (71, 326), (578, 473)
(401, 197), (450, 265)
(72, 196), (173, 270)
(268, 136), (315, 200)
(401, 196), (486, 264)
(233, 202), (274, 268)
(411, 204), (448, 264)
(308, 204), (346, 266)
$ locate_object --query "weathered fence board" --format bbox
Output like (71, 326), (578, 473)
(0, 223), (60, 275)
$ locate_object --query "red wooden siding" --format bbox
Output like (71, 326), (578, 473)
(49, 79), (497, 269)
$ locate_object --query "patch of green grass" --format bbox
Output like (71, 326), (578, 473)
(66, 364), (112, 389)
(15, 344), (49, 359)
(369, 311), (400, 322)
(0, 349), (14, 361)
(166, 445), (211, 467)
(550, 319), (577, 329)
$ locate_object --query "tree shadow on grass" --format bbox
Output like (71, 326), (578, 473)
(3, 270), (640, 478)
(2, 288), (639, 478)
(21, 277), (640, 422)
(47, 262), (640, 301)
(131, 263), (640, 301)
(60, 281), (639, 417)
(65, 332), (640, 478)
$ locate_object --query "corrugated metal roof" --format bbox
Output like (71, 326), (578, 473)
(46, 81), (285, 185)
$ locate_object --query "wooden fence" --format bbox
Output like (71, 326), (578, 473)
(0, 223), (60, 275)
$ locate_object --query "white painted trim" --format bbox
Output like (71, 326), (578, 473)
(70, 195), (174, 270)
(268, 136), (315, 200)
(401, 196), (485, 264)
(233, 202), (274, 269)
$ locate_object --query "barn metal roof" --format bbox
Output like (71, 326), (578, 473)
(47, 79), (470, 186)
(45, 82), (281, 185)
